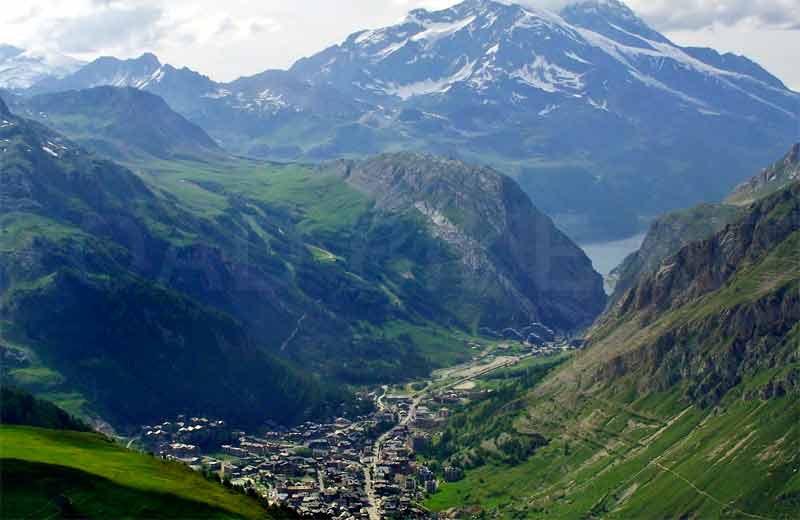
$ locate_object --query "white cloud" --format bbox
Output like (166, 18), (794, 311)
(630, 0), (800, 31)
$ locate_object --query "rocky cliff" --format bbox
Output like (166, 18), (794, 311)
(325, 153), (607, 331)
(728, 142), (800, 205)
(609, 143), (800, 305)
(586, 182), (800, 403)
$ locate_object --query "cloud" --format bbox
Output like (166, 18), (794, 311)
(394, 1), (800, 32)
(46, 4), (165, 54)
(632, 0), (800, 32)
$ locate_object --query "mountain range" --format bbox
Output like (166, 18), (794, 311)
(0, 93), (604, 430)
(2, 2), (800, 517)
(420, 147), (800, 517)
(0, 45), (84, 90)
(11, 0), (800, 240)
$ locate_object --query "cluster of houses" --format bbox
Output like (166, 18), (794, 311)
(137, 343), (571, 518)
(139, 402), (446, 518)
(140, 415), (242, 465)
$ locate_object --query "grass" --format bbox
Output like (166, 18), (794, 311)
(0, 426), (268, 519)
(138, 158), (371, 237)
(6, 367), (64, 388)
(425, 393), (800, 519)
(381, 321), (475, 368)
(35, 392), (91, 419)
(0, 212), (88, 252)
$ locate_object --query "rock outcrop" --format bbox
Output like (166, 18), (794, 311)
(325, 153), (607, 331)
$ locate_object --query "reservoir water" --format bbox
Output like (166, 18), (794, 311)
(580, 233), (647, 276)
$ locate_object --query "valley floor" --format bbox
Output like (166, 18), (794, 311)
(132, 339), (575, 518)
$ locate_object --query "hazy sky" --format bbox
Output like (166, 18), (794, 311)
(3, 0), (799, 90)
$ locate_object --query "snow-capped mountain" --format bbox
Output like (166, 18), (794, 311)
(0, 45), (85, 90)
(18, 0), (800, 240)
(291, 0), (795, 120)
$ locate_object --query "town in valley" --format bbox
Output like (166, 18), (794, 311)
(138, 330), (579, 518)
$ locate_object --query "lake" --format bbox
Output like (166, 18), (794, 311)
(580, 233), (646, 276)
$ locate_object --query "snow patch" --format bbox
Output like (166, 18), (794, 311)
(565, 51), (591, 65)
(411, 16), (476, 45)
(588, 98), (609, 111)
(538, 104), (559, 116)
(374, 40), (409, 61)
(385, 59), (475, 100)
(511, 56), (584, 93)
(203, 88), (232, 99)
(41, 145), (59, 157)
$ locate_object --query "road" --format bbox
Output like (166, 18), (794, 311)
(363, 353), (531, 519)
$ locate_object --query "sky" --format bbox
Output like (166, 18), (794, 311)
(2, 0), (799, 90)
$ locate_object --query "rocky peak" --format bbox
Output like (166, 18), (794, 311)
(136, 52), (161, 68)
(786, 142), (800, 165)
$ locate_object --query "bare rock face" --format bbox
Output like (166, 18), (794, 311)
(619, 183), (800, 317)
(608, 143), (800, 307)
(325, 153), (607, 331)
(575, 181), (800, 412)
(728, 143), (800, 205)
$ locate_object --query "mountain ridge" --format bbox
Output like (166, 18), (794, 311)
(422, 174), (800, 518)
(323, 153), (606, 330)
(0, 44), (85, 90)
(20, 0), (799, 240)
(10, 86), (224, 160)
(1, 97), (603, 430)
(609, 142), (800, 304)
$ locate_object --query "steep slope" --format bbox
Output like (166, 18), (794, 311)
(608, 203), (741, 302)
(10, 86), (224, 160)
(728, 142), (800, 205)
(1, 99), (602, 428)
(425, 181), (800, 518)
(25, 1), (799, 240)
(0, 99), (351, 429)
(324, 153), (606, 330)
(0, 44), (84, 90)
(610, 143), (800, 303)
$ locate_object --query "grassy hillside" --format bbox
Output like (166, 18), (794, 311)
(0, 426), (282, 519)
(0, 100), (358, 429)
(0, 95), (483, 429)
(424, 183), (800, 518)
(10, 87), (224, 161)
(1, 95), (604, 430)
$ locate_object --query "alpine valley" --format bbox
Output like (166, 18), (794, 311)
(1, 1), (799, 519)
